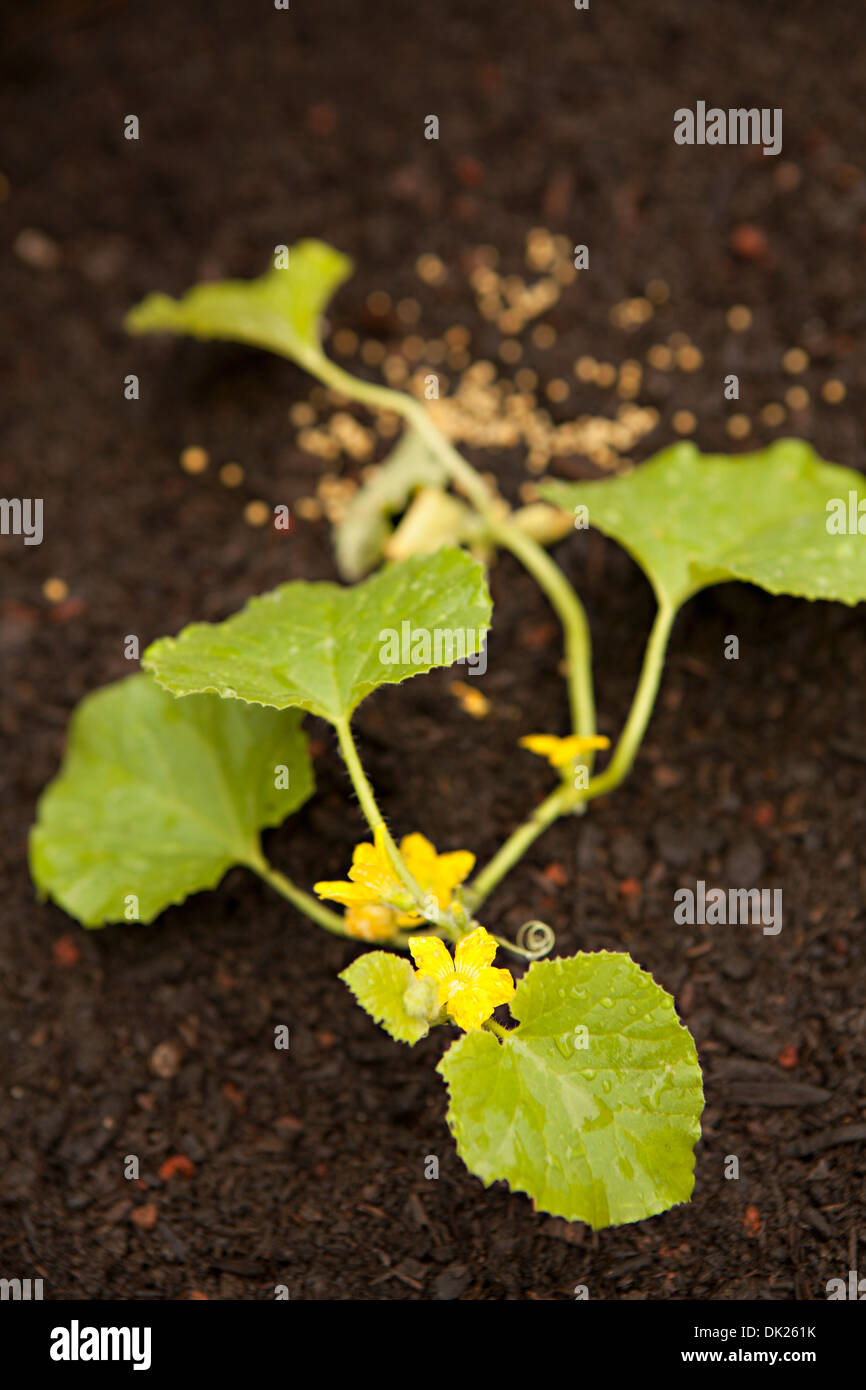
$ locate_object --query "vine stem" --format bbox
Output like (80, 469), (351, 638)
(467, 784), (574, 910)
(487, 517), (595, 742)
(582, 597), (677, 799)
(249, 854), (354, 938)
(332, 714), (427, 907)
(468, 598), (677, 910)
(483, 1019), (510, 1040)
(252, 854), (422, 953)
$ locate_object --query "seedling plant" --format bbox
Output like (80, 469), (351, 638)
(31, 241), (866, 1230)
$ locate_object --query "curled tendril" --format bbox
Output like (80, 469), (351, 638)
(495, 920), (555, 960)
(517, 920), (555, 957)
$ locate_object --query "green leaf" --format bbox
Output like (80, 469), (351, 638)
(438, 951), (703, 1229)
(29, 674), (314, 928)
(340, 951), (436, 1044)
(333, 428), (447, 580)
(124, 239), (352, 368)
(143, 549), (491, 724)
(540, 439), (866, 608)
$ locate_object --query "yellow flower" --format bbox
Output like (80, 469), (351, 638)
(409, 926), (514, 1031)
(399, 832), (475, 924)
(519, 732), (610, 769)
(344, 903), (399, 942)
(314, 828), (408, 911)
(314, 826), (475, 927)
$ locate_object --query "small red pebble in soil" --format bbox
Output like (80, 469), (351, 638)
(306, 102), (338, 137)
(1, 599), (38, 628)
(314, 1161), (329, 1178)
(274, 1114), (303, 1134)
(49, 597), (86, 623)
(752, 801), (775, 827)
(456, 156), (485, 189)
(777, 1043), (798, 1070)
(833, 935), (849, 955)
(619, 877), (642, 899)
(159, 1154), (195, 1181)
(520, 620), (557, 650)
(307, 738), (327, 759)
(451, 194), (479, 223)
(743, 1204), (762, 1237)
(52, 934), (81, 967)
(477, 62), (503, 93)
(316, 1030), (337, 1049)
(542, 861), (568, 887)
(221, 1081), (245, 1109)
(652, 763), (681, 789)
(187, 1291), (209, 1300)
(730, 224), (768, 260)
(832, 331), (856, 356)
(130, 1203), (158, 1230)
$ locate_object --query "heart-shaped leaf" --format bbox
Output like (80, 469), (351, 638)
(143, 549), (491, 724)
(438, 951), (703, 1229)
(340, 951), (436, 1045)
(30, 674), (314, 927)
(540, 439), (866, 609)
(125, 239), (352, 369)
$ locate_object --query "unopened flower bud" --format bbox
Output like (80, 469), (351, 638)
(403, 974), (439, 1021)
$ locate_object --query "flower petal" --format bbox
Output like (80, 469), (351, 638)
(569, 734), (611, 755)
(477, 965), (515, 1010)
(408, 935), (454, 982)
(344, 903), (398, 942)
(349, 835), (402, 899)
(519, 734), (561, 759)
(433, 850), (476, 894)
(313, 879), (374, 905)
(396, 908), (426, 927)
(400, 832), (439, 880)
(350, 840), (388, 878)
(445, 981), (491, 1031)
(520, 732), (610, 768)
(454, 925), (498, 978)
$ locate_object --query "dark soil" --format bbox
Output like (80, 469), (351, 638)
(1, 0), (865, 1300)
